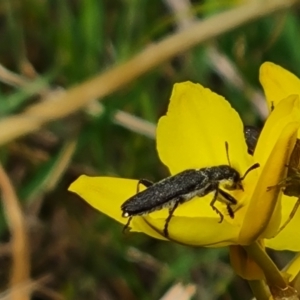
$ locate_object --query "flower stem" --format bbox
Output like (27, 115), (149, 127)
(243, 242), (287, 289)
(248, 280), (270, 300)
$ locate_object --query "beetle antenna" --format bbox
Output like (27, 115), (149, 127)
(225, 142), (231, 167)
(241, 163), (260, 181)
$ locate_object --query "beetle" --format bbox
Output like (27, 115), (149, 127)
(121, 142), (259, 237)
(244, 125), (261, 155)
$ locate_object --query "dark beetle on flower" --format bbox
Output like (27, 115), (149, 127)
(244, 125), (261, 155)
(121, 139), (260, 238)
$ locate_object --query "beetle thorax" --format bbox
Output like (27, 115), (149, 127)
(209, 165), (241, 190)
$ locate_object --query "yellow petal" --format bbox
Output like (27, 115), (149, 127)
(239, 122), (299, 244)
(254, 95), (300, 166)
(143, 215), (240, 247)
(239, 95), (300, 244)
(283, 253), (300, 282)
(69, 175), (135, 224)
(265, 195), (300, 251)
(260, 62), (300, 111)
(130, 216), (168, 240)
(68, 175), (167, 240)
(156, 81), (251, 175)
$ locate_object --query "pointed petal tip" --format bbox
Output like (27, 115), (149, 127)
(68, 174), (87, 193)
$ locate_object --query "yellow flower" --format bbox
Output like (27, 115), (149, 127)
(260, 62), (300, 252)
(69, 71), (300, 247)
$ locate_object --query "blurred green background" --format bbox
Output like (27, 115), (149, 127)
(0, 0), (299, 299)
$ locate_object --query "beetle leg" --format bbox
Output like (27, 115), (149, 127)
(218, 189), (237, 219)
(277, 197), (300, 234)
(137, 179), (153, 193)
(163, 197), (185, 238)
(122, 217), (132, 234)
(226, 205), (234, 219)
(218, 189), (238, 204)
(209, 186), (224, 223)
(267, 177), (292, 191)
